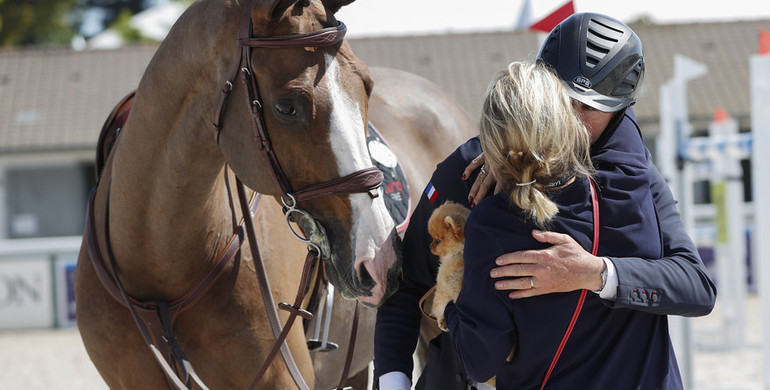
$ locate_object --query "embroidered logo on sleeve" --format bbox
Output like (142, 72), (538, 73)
(425, 182), (438, 203)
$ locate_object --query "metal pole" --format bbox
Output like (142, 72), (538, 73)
(656, 81), (679, 191)
(670, 78), (694, 390)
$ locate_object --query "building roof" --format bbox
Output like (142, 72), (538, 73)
(349, 19), (769, 131)
(0, 46), (155, 153)
(0, 19), (768, 154)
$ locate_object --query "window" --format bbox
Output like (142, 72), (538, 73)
(5, 163), (95, 238)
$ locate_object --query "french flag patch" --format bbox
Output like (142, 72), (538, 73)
(425, 182), (438, 203)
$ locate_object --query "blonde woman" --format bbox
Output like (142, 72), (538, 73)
(444, 62), (680, 389)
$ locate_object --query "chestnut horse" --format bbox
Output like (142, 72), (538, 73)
(74, 0), (474, 388)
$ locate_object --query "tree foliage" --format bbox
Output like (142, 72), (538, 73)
(74, 0), (147, 35)
(111, 7), (152, 43)
(0, 0), (183, 47)
(0, 0), (79, 46)
(0, 0), (155, 46)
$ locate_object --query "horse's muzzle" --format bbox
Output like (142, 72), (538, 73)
(352, 229), (401, 307)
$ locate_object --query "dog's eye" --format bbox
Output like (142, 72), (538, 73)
(434, 238), (442, 245)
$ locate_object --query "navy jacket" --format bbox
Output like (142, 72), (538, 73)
(373, 110), (716, 388)
(444, 109), (683, 385)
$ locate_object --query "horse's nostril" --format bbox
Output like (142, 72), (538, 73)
(357, 262), (376, 290)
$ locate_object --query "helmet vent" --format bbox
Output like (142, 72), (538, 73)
(614, 61), (644, 96)
(539, 26), (560, 66)
(584, 19), (624, 69)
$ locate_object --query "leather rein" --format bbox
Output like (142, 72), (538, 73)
(86, 1), (382, 389)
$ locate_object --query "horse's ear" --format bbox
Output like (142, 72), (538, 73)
(250, 0), (295, 26)
(251, 0), (349, 23)
(322, 0), (355, 14)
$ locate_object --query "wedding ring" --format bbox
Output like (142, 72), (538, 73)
(530, 277), (535, 289)
(480, 165), (487, 175)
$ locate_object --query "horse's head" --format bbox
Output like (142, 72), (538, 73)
(216, 0), (399, 307)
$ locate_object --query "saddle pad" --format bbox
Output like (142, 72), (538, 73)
(367, 122), (411, 233)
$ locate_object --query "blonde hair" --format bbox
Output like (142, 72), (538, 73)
(479, 61), (593, 228)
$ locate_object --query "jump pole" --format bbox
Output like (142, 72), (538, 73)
(751, 53), (770, 390)
(657, 54), (708, 390)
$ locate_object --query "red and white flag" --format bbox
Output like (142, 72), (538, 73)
(529, 0), (575, 34)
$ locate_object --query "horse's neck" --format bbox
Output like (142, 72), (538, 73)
(106, 3), (241, 299)
(107, 109), (233, 297)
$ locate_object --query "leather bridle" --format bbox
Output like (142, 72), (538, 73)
(86, 1), (383, 389)
(213, 0), (383, 260)
(215, 0), (383, 205)
(220, 4), (384, 386)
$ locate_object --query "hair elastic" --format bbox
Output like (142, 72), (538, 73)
(515, 179), (537, 187)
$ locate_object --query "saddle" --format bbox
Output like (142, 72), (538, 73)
(96, 90), (135, 180)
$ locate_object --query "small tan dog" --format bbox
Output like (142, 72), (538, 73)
(428, 201), (511, 387)
(428, 201), (471, 332)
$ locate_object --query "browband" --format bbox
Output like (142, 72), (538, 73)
(239, 22), (347, 49)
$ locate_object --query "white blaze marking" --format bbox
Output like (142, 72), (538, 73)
(323, 54), (394, 264)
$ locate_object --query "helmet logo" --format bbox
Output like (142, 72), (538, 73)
(573, 76), (592, 89)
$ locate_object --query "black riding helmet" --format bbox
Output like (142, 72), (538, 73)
(537, 12), (645, 113)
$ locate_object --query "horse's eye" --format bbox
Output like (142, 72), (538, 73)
(275, 102), (297, 117)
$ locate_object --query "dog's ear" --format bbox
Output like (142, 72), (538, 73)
(443, 215), (458, 231)
(444, 214), (465, 242)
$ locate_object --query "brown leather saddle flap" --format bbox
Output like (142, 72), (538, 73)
(96, 90), (135, 180)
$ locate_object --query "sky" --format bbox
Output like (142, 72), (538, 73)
(82, 0), (770, 48)
(335, 0), (770, 38)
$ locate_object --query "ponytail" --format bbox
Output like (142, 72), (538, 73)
(479, 62), (592, 228)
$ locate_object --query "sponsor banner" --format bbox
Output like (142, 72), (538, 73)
(0, 257), (54, 329)
(55, 254), (79, 328)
